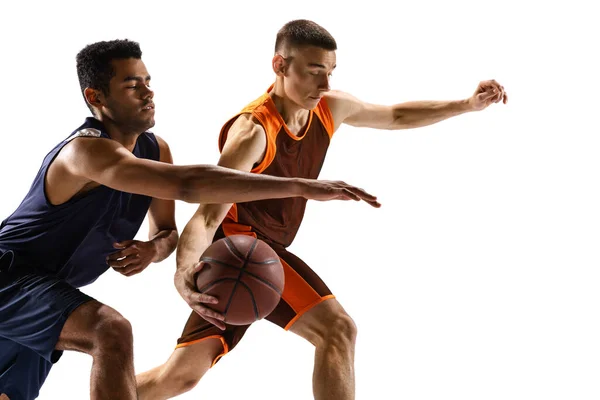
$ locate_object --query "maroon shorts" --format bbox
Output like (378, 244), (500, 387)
(176, 227), (334, 366)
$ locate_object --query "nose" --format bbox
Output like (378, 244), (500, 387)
(319, 75), (331, 92)
(142, 84), (154, 99)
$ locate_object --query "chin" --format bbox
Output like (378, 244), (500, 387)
(144, 118), (156, 130)
(306, 101), (320, 110)
(134, 117), (155, 133)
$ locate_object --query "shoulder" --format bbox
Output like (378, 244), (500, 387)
(229, 114), (265, 136)
(324, 90), (361, 110)
(323, 90), (364, 132)
(152, 134), (173, 163)
(223, 114), (267, 151)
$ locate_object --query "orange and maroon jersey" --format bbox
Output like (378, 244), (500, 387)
(218, 87), (335, 248)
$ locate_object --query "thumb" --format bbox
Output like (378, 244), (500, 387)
(193, 261), (208, 274)
(113, 240), (134, 249)
(476, 91), (495, 103)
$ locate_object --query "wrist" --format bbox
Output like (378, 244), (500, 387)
(149, 238), (161, 262)
(291, 178), (309, 197)
(462, 98), (477, 112)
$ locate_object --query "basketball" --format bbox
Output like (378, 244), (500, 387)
(195, 235), (285, 325)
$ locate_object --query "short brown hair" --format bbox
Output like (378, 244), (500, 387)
(275, 19), (337, 54)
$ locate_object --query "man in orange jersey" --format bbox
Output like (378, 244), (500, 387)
(137, 19), (507, 400)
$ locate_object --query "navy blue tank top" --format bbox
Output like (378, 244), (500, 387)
(0, 117), (160, 288)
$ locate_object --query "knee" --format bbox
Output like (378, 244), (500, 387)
(161, 364), (206, 396)
(318, 312), (357, 348)
(92, 309), (133, 354)
(173, 375), (201, 395)
(1, 393), (10, 400)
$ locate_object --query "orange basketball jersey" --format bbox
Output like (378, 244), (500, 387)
(218, 87), (335, 248)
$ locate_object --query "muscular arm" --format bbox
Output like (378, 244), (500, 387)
(60, 135), (302, 204)
(147, 135), (178, 263)
(325, 81), (506, 132)
(174, 115), (266, 328)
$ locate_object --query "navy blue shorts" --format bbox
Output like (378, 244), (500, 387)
(0, 251), (94, 400)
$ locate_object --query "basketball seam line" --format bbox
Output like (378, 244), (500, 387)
(235, 280), (259, 321)
(199, 256), (283, 295)
(223, 237), (247, 262)
(198, 277), (240, 293)
(222, 238), (259, 320)
(197, 279), (259, 322)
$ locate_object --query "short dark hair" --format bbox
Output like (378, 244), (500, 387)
(275, 20), (337, 54)
(76, 39), (142, 113)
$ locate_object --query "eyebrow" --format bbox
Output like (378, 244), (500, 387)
(123, 75), (151, 82)
(308, 63), (337, 70)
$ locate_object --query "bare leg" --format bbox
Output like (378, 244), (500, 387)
(136, 338), (223, 400)
(56, 300), (136, 400)
(289, 299), (357, 400)
(0, 394), (10, 400)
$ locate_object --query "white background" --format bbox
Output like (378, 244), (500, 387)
(1, 0), (599, 399)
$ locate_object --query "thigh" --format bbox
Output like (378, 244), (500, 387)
(0, 337), (53, 400)
(265, 247), (335, 330)
(0, 270), (94, 363)
(177, 311), (251, 367)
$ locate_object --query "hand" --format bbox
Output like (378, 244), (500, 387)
(107, 240), (157, 277)
(468, 80), (508, 111)
(175, 261), (226, 330)
(299, 179), (381, 208)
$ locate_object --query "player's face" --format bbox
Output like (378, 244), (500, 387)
(102, 58), (155, 132)
(283, 46), (336, 110)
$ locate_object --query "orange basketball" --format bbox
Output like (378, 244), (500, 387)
(195, 235), (285, 325)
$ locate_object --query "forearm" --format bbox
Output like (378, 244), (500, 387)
(174, 216), (220, 295)
(149, 229), (178, 263)
(180, 165), (305, 204)
(391, 99), (474, 129)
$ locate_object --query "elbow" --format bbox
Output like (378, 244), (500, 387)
(390, 110), (414, 130)
(178, 179), (192, 203)
(203, 209), (230, 231)
(177, 168), (199, 203)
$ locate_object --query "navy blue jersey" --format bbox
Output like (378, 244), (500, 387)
(0, 117), (159, 287)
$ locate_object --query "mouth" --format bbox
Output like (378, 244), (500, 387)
(142, 103), (155, 111)
(309, 96), (322, 101)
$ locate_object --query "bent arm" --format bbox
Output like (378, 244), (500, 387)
(147, 135), (178, 263)
(174, 115), (266, 300)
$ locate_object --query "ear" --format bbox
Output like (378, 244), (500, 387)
(84, 87), (105, 112)
(272, 54), (287, 77)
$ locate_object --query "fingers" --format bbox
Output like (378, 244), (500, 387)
(479, 79), (507, 104)
(190, 291), (220, 306)
(113, 240), (135, 249)
(108, 254), (139, 268)
(191, 304), (224, 321)
(189, 299), (227, 330)
(114, 261), (148, 277)
(107, 246), (138, 263)
(200, 315), (227, 331)
(342, 186), (381, 208)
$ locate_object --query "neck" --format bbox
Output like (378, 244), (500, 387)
(270, 80), (310, 130)
(95, 115), (141, 152)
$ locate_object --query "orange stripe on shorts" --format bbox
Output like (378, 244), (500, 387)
(280, 257), (321, 314)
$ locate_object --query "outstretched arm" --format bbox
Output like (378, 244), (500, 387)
(326, 80), (507, 131)
(59, 128), (379, 206)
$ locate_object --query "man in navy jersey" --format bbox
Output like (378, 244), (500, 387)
(0, 39), (378, 400)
